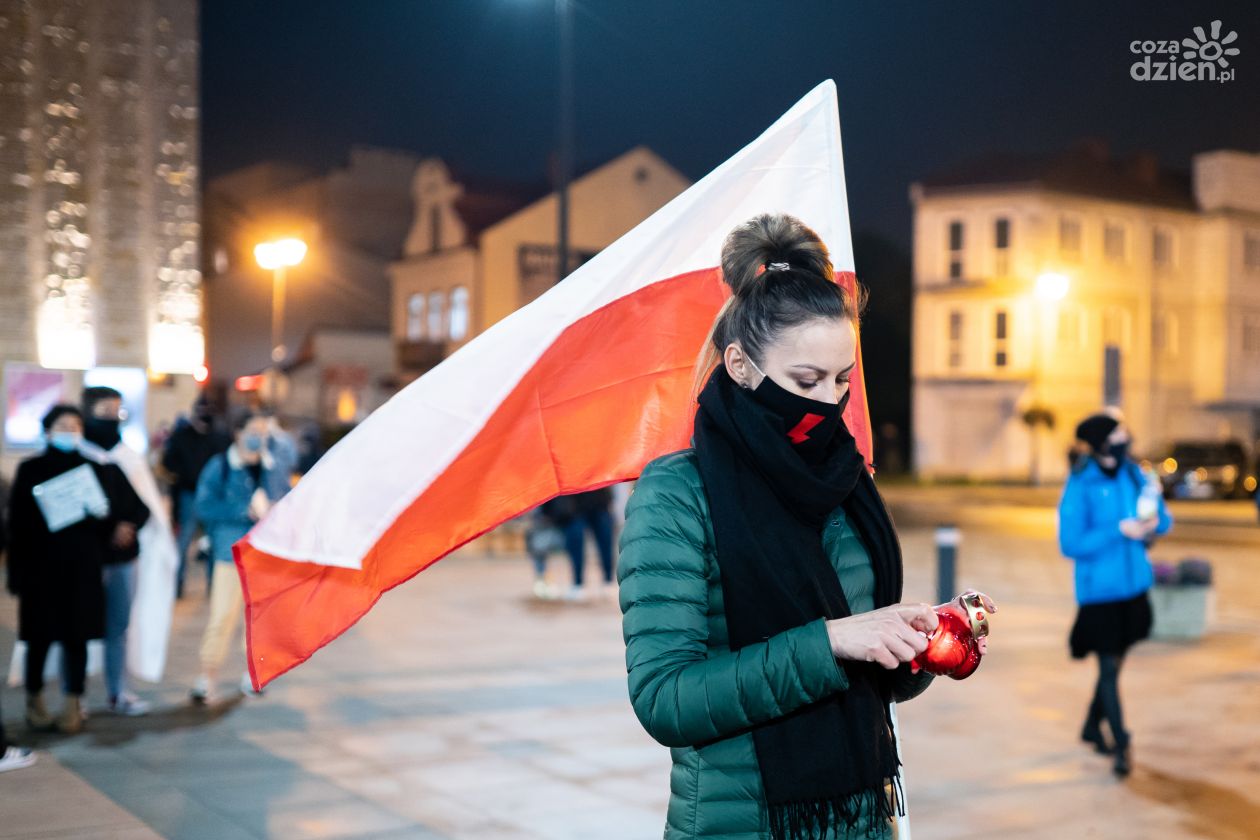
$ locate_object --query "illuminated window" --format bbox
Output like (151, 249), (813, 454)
(1243, 315), (1260, 356)
(1103, 307), (1130, 348)
(406, 293), (425, 340)
(449, 286), (469, 341)
(1245, 232), (1260, 271)
(947, 310), (963, 369)
(1058, 307), (1081, 349)
(994, 309), (1009, 368)
(1104, 222), (1126, 263)
(993, 217), (1010, 276)
(1152, 228), (1174, 267)
(428, 290), (445, 339)
(1059, 216), (1081, 260)
(947, 220), (964, 280)
(1153, 311), (1179, 357)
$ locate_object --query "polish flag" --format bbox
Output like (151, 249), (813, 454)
(236, 80), (873, 688)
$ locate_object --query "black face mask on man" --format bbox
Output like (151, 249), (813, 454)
(745, 356), (848, 463)
(84, 416), (122, 450)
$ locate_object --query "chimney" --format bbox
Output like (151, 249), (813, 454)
(1073, 137), (1110, 163)
(1194, 150), (1260, 213)
(1129, 151), (1160, 185)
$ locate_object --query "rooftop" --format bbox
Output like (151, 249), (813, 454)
(916, 139), (1196, 210)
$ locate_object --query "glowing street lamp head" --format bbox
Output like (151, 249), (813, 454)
(254, 237), (307, 270)
(1035, 271), (1069, 302)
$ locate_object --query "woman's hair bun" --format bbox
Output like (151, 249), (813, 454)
(719, 213), (832, 297)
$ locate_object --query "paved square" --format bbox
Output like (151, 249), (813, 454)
(2, 488), (1258, 838)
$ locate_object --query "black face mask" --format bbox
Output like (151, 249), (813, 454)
(747, 360), (849, 463)
(1097, 439), (1129, 477)
(1107, 440), (1130, 462)
(84, 417), (122, 450)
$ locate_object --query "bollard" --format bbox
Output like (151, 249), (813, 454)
(935, 525), (960, 605)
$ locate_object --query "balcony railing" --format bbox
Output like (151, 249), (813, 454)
(397, 339), (446, 372)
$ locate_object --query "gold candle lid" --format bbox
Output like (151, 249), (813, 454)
(958, 592), (990, 639)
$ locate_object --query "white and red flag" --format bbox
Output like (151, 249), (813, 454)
(235, 80), (873, 688)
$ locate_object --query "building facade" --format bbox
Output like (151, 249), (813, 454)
(0, 0), (201, 471)
(911, 143), (1260, 482)
(203, 147), (418, 383)
(389, 147), (690, 383)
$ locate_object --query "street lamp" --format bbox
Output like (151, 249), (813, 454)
(1025, 271), (1071, 485)
(555, 0), (573, 284)
(254, 237), (307, 364)
(1035, 271), (1069, 303)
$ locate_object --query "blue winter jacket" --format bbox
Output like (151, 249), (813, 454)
(1057, 458), (1172, 605)
(194, 445), (291, 563)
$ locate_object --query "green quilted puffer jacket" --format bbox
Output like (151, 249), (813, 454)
(618, 449), (933, 840)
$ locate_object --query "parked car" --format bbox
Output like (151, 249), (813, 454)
(1157, 440), (1256, 500)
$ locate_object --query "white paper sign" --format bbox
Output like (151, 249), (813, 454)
(32, 464), (110, 532)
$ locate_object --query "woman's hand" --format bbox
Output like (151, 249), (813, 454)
(1119, 518), (1157, 541)
(826, 604), (938, 669)
(111, 521), (138, 549)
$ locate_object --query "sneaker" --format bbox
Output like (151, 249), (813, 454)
(532, 579), (557, 600)
(240, 672), (264, 698)
(109, 692), (151, 717)
(563, 585), (588, 603)
(0, 746), (37, 774)
(190, 675), (212, 706)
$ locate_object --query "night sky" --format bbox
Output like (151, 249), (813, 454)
(202, 0), (1259, 251)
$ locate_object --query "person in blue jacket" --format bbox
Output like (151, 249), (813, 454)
(1058, 411), (1172, 778)
(188, 412), (291, 704)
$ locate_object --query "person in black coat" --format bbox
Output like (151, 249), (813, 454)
(160, 396), (228, 597)
(6, 405), (148, 733)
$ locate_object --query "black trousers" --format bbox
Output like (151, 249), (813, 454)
(1084, 653), (1128, 748)
(24, 639), (88, 695)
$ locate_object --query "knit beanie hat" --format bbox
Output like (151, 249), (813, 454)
(1074, 413), (1119, 453)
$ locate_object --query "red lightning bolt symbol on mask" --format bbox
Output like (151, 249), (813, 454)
(786, 413), (825, 445)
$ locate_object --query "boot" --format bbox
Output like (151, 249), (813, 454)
(58, 695), (84, 735)
(25, 693), (53, 730)
(1112, 734), (1132, 778)
(1080, 721), (1112, 755)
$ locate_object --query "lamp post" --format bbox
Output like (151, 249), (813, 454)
(254, 237), (307, 364)
(554, 0), (574, 285)
(1027, 271), (1070, 485)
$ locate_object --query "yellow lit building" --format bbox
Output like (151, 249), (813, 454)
(911, 143), (1260, 482)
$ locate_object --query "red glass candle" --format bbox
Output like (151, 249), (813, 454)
(911, 592), (990, 680)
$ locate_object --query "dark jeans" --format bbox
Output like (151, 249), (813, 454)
(175, 488), (207, 595)
(1084, 653), (1128, 749)
(562, 508), (614, 587)
(26, 639), (87, 695)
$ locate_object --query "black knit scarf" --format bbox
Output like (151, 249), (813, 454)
(694, 365), (905, 840)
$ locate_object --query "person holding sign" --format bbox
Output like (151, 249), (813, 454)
(5, 405), (148, 734)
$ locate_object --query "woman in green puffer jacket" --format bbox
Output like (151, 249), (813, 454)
(618, 214), (992, 840)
